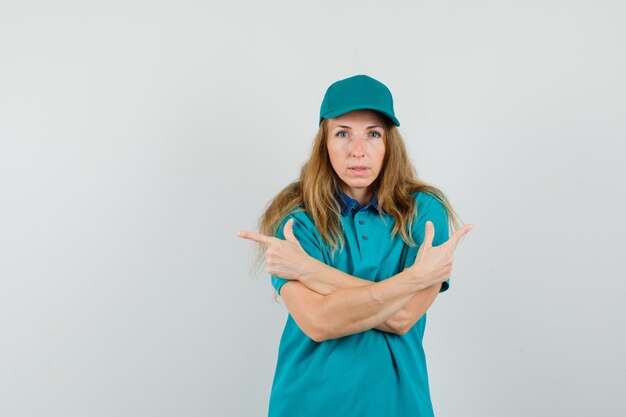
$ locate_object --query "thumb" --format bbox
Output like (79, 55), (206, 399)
(422, 220), (435, 249)
(282, 218), (300, 244)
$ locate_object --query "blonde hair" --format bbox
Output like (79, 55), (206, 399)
(252, 115), (463, 301)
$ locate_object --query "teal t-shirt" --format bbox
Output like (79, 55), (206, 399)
(268, 191), (450, 417)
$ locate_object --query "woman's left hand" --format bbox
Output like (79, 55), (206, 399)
(237, 218), (317, 280)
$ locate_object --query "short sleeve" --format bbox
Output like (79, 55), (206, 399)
(412, 193), (451, 293)
(270, 213), (325, 296)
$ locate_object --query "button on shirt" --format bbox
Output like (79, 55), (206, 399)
(268, 191), (450, 417)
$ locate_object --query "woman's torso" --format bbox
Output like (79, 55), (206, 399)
(268, 191), (448, 417)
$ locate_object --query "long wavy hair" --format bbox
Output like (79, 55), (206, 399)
(253, 114), (463, 301)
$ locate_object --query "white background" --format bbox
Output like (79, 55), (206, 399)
(1, 1), (625, 416)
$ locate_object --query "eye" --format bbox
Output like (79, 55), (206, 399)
(336, 130), (349, 138)
(369, 131), (382, 139)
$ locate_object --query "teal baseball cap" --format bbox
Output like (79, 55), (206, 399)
(319, 74), (400, 127)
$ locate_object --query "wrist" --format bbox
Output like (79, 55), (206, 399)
(299, 256), (323, 284)
(405, 265), (428, 291)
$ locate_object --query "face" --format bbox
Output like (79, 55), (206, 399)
(326, 109), (386, 205)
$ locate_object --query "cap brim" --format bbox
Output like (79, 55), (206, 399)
(320, 105), (400, 127)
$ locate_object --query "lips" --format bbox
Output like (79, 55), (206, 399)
(348, 166), (369, 176)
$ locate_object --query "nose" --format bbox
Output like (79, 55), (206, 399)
(350, 135), (365, 157)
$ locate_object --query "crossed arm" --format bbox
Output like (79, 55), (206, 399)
(238, 214), (472, 343)
(295, 259), (441, 336)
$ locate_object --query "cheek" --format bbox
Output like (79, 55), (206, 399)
(326, 146), (342, 169)
(327, 142), (346, 160)
(373, 145), (386, 169)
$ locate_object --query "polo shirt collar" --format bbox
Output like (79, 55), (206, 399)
(335, 190), (381, 216)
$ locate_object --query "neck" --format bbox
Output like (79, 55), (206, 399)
(342, 187), (373, 206)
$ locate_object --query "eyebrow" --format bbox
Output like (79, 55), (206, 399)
(333, 125), (383, 130)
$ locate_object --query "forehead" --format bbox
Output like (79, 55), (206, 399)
(328, 109), (384, 128)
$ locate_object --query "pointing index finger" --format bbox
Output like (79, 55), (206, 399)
(236, 230), (276, 245)
(447, 224), (473, 251)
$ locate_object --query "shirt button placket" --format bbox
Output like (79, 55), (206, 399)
(355, 212), (370, 251)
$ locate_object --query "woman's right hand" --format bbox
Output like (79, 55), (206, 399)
(237, 218), (318, 281)
(409, 221), (473, 289)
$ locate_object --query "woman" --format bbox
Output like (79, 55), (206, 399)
(237, 74), (473, 417)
